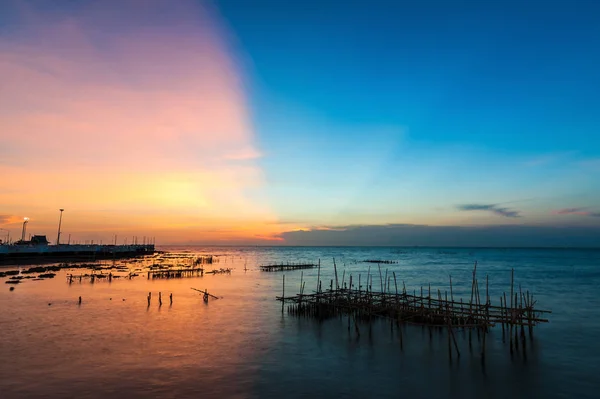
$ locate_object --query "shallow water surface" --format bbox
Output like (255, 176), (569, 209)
(1, 246), (599, 398)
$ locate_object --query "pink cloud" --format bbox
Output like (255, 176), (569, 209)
(552, 208), (600, 217)
(0, 0), (280, 241)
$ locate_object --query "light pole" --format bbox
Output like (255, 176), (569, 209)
(0, 228), (8, 244)
(21, 217), (29, 241)
(56, 209), (64, 245)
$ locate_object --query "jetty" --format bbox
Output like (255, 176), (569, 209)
(0, 244), (155, 265)
(277, 261), (550, 358)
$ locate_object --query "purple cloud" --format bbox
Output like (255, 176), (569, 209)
(552, 208), (600, 217)
(457, 204), (521, 218)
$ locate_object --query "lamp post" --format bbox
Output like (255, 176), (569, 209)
(0, 228), (8, 244)
(21, 217), (29, 241)
(56, 209), (64, 245)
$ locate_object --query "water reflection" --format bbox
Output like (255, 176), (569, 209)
(0, 247), (599, 398)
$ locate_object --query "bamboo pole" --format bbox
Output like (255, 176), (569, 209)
(317, 259), (321, 293)
(510, 269), (514, 354)
(333, 258), (338, 290)
(500, 296), (505, 342)
(527, 290), (533, 339)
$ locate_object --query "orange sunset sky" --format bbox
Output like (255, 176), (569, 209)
(1, 0), (293, 244)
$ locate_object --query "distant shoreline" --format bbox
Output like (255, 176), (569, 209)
(157, 244), (600, 250)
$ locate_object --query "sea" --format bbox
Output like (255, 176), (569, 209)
(0, 246), (599, 398)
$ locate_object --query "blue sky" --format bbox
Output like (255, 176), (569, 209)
(212, 0), (600, 229)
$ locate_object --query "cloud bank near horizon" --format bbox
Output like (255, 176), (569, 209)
(276, 224), (600, 247)
(457, 204), (521, 218)
(553, 208), (600, 217)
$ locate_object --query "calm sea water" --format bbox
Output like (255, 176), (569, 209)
(1, 246), (599, 398)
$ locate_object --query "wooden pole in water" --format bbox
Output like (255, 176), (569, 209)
(449, 275), (454, 303)
(527, 290), (533, 339)
(333, 258), (339, 290)
(428, 283), (431, 309)
(348, 275), (353, 318)
(514, 292), (519, 350)
(500, 296), (505, 342)
(317, 259), (321, 293)
(510, 269), (515, 353)
(282, 275), (285, 313)
(447, 303), (452, 360)
(505, 291), (512, 353)
(486, 275), (489, 305)
(378, 263), (383, 293)
(520, 292), (527, 353)
(384, 269), (388, 293)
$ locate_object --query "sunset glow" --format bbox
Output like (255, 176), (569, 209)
(0, 0), (284, 242)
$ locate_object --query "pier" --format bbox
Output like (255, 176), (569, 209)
(0, 244), (155, 265)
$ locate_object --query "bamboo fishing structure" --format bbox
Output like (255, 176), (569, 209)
(276, 262), (550, 358)
(147, 267), (204, 279)
(260, 262), (318, 272)
(363, 259), (398, 264)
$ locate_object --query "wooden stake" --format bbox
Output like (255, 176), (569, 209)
(333, 258), (339, 289)
(317, 259), (321, 293)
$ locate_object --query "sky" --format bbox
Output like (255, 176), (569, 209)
(1, 0), (599, 246)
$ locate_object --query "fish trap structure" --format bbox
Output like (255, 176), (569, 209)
(147, 267), (204, 279)
(260, 261), (318, 272)
(276, 261), (550, 359)
(363, 259), (398, 264)
(195, 256), (217, 265)
(205, 268), (232, 275)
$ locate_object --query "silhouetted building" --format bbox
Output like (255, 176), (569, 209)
(31, 235), (49, 245)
